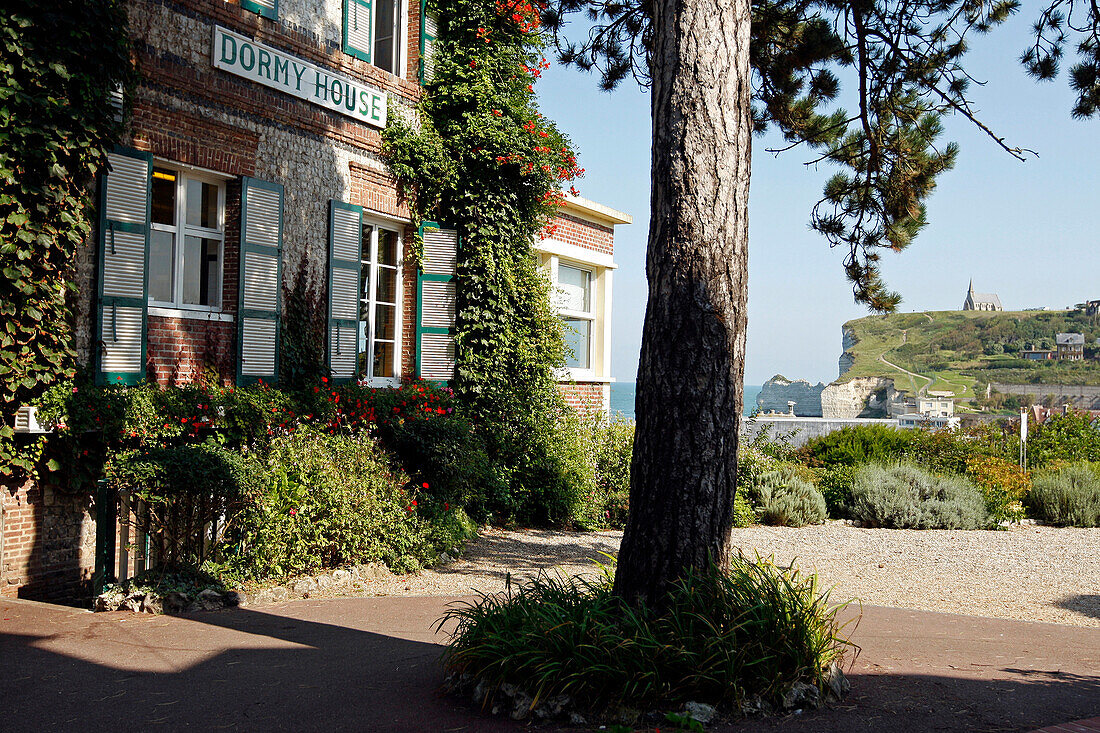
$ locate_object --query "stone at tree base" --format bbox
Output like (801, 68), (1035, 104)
(568, 712), (587, 725)
(270, 586), (289, 602)
(316, 574), (335, 591)
(438, 552), (452, 564)
(292, 578), (318, 596)
(824, 662), (850, 701)
(510, 691), (534, 720)
(163, 591), (190, 614)
(196, 588), (224, 611)
(223, 590), (242, 607)
(781, 681), (821, 711)
(141, 592), (163, 614)
(332, 569), (350, 585)
(251, 588), (275, 605)
(683, 701), (717, 724)
(122, 594), (144, 613)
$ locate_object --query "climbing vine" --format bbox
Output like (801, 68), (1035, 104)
(0, 1), (133, 477)
(383, 0), (589, 521)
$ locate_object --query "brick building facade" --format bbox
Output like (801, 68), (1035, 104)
(2, 0), (628, 601)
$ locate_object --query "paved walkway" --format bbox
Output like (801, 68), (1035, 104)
(3, 595), (1097, 731)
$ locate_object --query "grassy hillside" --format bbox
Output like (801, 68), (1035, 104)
(839, 309), (1100, 404)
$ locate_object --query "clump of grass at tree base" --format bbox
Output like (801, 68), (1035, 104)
(1027, 463), (1100, 527)
(440, 555), (853, 719)
(848, 463), (990, 529)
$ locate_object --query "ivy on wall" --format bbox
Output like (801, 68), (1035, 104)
(384, 0), (589, 521)
(0, 1), (133, 477)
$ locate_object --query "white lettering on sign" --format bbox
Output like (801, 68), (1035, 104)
(213, 26), (387, 128)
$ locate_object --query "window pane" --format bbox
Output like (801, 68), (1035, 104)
(186, 179), (219, 229)
(376, 267), (397, 303)
(182, 236), (221, 306)
(151, 169), (176, 225)
(361, 224), (374, 261)
(149, 230), (175, 302)
(374, 303), (396, 340)
(563, 318), (590, 369)
(377, 228), (398, 265)
(558, 265), (591, 312)
(373, 341), (395, 377)
(358, 321), (370, 377)
(359, 261), (372, 319)
(373, 0), (399, 73)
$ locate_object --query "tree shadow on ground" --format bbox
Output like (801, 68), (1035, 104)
(433, 530), (621, 583)
(3, 596), (1099, 733)
(1055, 594), (1100, 620)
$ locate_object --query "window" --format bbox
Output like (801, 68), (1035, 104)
(149, 165), (225, 310)
(343, 0), (404, 75)
(556, 263), (594, 370)
(359, 221), (402, 384)
(241, 0), (278, 20)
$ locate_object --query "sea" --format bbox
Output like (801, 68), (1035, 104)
(609, 383), (763, 419)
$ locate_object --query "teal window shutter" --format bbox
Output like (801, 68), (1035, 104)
(420, 4), (438, 84)
(416, 222), (457, 383)
(241, 0), (278, 20)
(343, 0), (374, 62)
(237, 177), (284, 385)
(96, 148), (152, 386)
(328, 200), (363, 384)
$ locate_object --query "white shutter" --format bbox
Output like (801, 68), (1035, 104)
(328, 201), (362, 383)
(420, 11), (438, 83)
(97, 149), (150, 385)
(416, 223), (457, 383)
(344, 0), (373, 61)
(238, 178), (283, 383)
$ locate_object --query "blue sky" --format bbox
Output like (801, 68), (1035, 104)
(534, 12), (1100, 386)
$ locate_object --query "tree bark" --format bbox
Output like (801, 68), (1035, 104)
(612, 0), (752, 607)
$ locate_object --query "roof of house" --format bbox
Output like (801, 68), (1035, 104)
(560, 194), (632, 226)
(1056, 332), (1085, 345)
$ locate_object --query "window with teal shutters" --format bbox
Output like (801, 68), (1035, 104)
(241, 0), (278, 20)
(237, 178), (284, 385)
(96, 148), (152, 386)
(344, 0), (374, 63)
(328, 201), (363, 384)
(416, 223), (457, 383)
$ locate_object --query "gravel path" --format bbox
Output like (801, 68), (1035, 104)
(362, 522), (1100, 628)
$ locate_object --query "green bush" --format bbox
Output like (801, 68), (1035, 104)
(441, 557), (852, 717)
(754, 469), (827, 527)
(1028, 464), (1100, 527)
(816, 465), (855, 518)
(1028, 413), (1100, 467)
(849, 463), (990, 529)
(900, 423), (1012, 476)
(220, 429), (438, 580)
(572, 415), (635, 529)
(799, 425), (914, 467)
(732, 491), (756, 528)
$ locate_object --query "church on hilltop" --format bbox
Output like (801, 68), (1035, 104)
(962, 280), (1003, 311)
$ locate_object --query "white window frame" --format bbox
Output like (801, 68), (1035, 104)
(359, 216), (404, 387)
(553, 259), (597, 377)
(148, 162), (227, 313)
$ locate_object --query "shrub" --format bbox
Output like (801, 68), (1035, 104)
(965, 455), (1030, 524)
(799, 425), (913, 467)
(583, 415), (635, 528)
(754, 469), (827, 527)
(441, 557), (852, 717)
(732, 491), (756, 528)
(1028, 464), (1100, 527)
(816, 465), (856, 518)
(1028, 412), (1100, 467)
(849, 463), (990, 529)
(901, 423), (1012, 476)
(105, 440), (257, 565)
(219, 429), (438, 580)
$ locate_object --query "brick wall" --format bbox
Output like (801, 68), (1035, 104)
(1, 480), (95, 603)
(558, 382), (609, 416)
(549, 212), (614, 256)
(147, 316), (237, 386)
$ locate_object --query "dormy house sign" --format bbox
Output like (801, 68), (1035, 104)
(213, 26), (387, 128)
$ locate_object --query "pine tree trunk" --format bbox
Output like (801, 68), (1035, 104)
(612, 0), (752, 607)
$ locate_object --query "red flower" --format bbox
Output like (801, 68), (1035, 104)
(422, 482), (429, 489)
(289, 509), (297, 516)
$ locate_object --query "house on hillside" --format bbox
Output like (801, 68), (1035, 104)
(896, 394), (959, 429)
(2, 0), (628, 602)
(962, 280), (1003, 311)
(1056, 333), (1085, 360)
